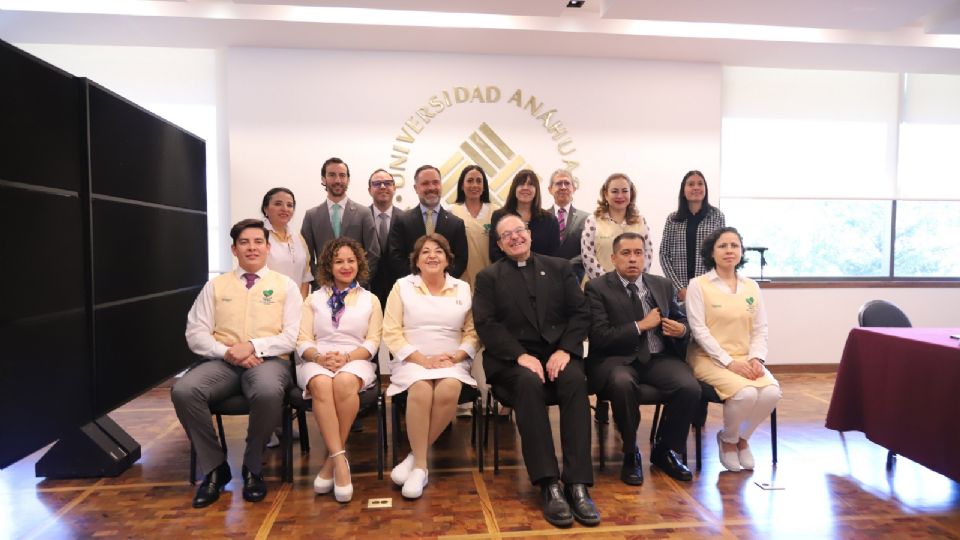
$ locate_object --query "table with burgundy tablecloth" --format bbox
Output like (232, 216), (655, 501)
(826, 327), (960, 482)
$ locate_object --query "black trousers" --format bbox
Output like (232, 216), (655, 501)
(490, 358), (593, 486)
(601, 354), (700, 455)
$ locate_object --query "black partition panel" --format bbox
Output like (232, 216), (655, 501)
(88, 84), (206, 211)
(0, 41), (92, 469)
(0, 40), (207, 469)
(86, 82), (207, 420)
(92, 199), (208, 304)
(94, 288), (201, 415)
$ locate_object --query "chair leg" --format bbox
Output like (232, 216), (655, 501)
(391, 398), (401, 467)
(473, 397), (483, 472)
(596, 400), (609, 471)
(483, 390), (492, 450)
(493, 397), (501, 475)
(650, 404), (662, 443)
(695, 424), (703, 471)
(377, 395), (385, 480)
(215, 414), (227, 454)
(770, 408), (778, 465)
(297, 409), (310, 454)
(886, 451), (896, 470)
(281, 405), (292, 483)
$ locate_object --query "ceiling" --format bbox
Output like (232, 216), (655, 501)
(2, 0), (960, 73)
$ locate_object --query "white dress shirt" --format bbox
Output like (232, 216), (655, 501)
(185, 266), (303, 359)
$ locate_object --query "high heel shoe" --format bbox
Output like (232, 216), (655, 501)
(330, 450), (353, 503)
(313, 463), (334, 495)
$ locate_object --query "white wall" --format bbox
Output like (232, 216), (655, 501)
(17, 42), (959, 365)
(766, 287), (960, 364)
(224, 47), (723, 277)
(15, 43), (231, 272)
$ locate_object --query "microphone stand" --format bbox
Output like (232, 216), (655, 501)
(744, 247), (770, 282)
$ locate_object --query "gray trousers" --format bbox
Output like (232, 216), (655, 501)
(171, 357), (290, 476)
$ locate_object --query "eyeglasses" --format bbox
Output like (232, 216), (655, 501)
(498, 226), (530, 241)
(552, 181), (573, 189)
(370, 180), (395, 189)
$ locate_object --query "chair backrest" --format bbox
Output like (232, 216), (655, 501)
(858, 299), (912, 328)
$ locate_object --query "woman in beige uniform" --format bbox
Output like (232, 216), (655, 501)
(685, 226), (781, 472)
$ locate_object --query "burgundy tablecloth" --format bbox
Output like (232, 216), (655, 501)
(826, 327), (960, 482)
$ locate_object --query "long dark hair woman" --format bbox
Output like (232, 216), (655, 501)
(658, 170), (725, 302)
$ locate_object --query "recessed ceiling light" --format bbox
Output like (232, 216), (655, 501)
(566, 0), (585, 8)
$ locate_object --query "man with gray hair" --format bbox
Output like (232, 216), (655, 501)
(547, 169), (586, 282)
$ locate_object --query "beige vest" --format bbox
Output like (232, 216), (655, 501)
(689, 274), (762, 360)
(211, 270), (289, 348)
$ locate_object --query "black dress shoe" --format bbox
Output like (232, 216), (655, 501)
(540, 481), (574, 527)
(241, 465), (268, 502)
(650, 448), (693, 481)
(564, 483), (601, 526)
(620, 450), (644, 486)
(192, 462), (231, 508)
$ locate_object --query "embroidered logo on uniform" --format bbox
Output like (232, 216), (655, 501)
(746, 297), (754, 305)
(745, 296), (757, 313)
(262, 289), (275, 305)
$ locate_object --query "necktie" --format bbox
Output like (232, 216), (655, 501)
(626, 283), (644, 321)
(629, 283), (664, 354)
(557, 207), (566, 241)
(425, 209), (435, 235)
(242, 272), (258, 289)
(378, 212), (389, 252)
(331, 203), (342, 238)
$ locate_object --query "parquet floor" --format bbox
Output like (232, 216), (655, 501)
(2, 372), (958, 539)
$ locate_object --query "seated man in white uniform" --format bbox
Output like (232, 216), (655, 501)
(173, 219), (302, 508)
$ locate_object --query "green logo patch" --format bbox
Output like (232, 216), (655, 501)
(746, 297), (754, 305)
(263, 290), (274, 297)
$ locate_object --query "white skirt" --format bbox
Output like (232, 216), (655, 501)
(297, 359), (378, 399)
(386, 361), (477, 397)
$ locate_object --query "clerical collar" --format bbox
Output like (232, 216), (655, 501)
(513, 257), (531, 268)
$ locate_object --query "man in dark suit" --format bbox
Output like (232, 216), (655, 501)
(386, 164), (468, 279)
(473, 214), (599, 528)
(584, 232), (698, 485)
(301, 157), (381, 285)
(367, 168), (397, 308)
(547, 169), (587, 282)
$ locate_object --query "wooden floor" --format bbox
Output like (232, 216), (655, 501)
(2, 372), (959, 539)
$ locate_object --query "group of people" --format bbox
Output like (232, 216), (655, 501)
(171, 158), (782, 529)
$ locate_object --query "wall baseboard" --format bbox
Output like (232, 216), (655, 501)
(767, 363), (837, 374)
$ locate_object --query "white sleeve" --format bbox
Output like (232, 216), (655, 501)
(184, 280), (229, 359)
(685, 278), (734, 367)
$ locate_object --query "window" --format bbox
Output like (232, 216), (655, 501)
(720, 67), (960, 279)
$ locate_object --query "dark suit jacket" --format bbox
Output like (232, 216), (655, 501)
(387, 205), (468, 279)
(473, 254), (590, 382)
(549, 205), (587, 280)
(368, 204), (395, 309)
(488, 209), (561, 263)
(301, 198), (380, 281)
(584, 271), (689, 394)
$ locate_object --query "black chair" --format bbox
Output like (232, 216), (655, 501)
(594, 385), (682, 470)
(390, 385), (483, 471)
(692, 381), (778, 471)
(189, 394), (292, 483)
(284, 360), (387, 481)
(486, 385), (618, 474)
(858, 299), (911, 328)
(857, 299), (911, 468)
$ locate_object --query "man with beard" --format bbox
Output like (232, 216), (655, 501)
(301, 157), (380, 286)
(472, 214), (599, 528)
(386, 164), (468, 279)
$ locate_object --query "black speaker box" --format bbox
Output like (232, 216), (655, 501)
(35, 416), (141, 478)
